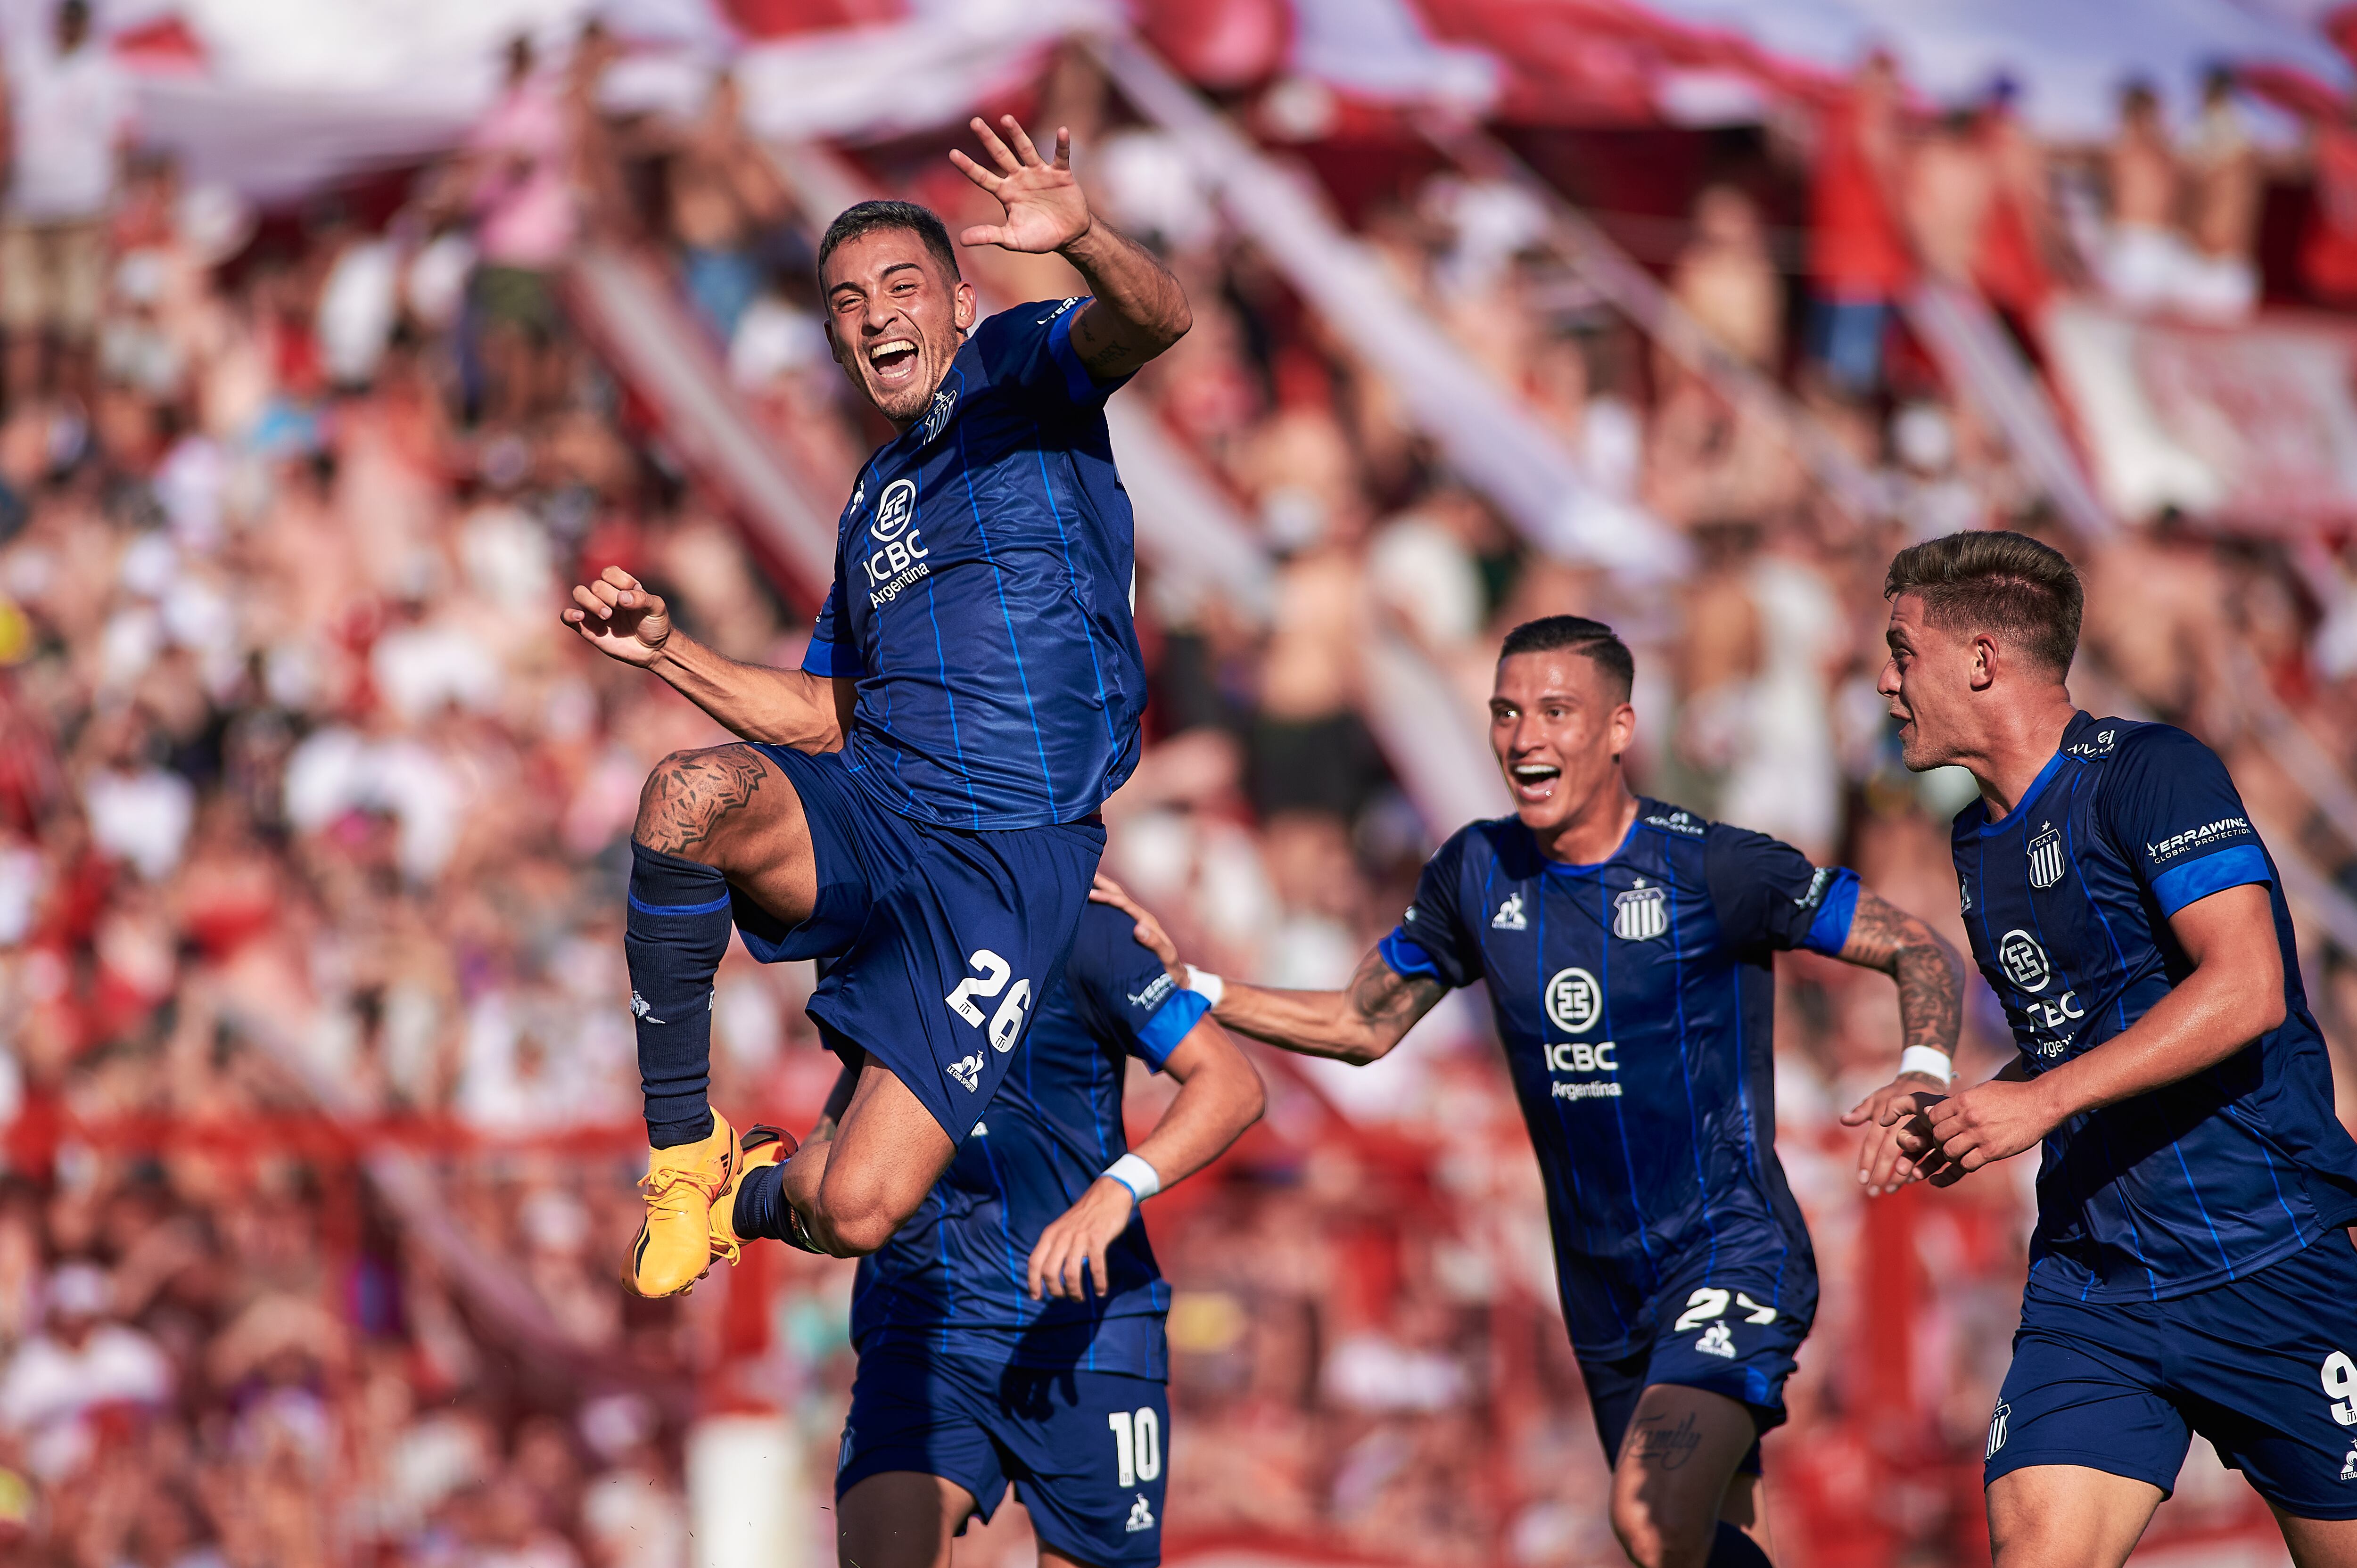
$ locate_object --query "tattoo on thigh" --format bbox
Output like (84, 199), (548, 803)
(1628, 1412), (1702, 1471)
(635, 747), (768, 856)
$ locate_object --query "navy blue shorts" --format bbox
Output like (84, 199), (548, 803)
(1579, 1270), (1810, 1478)
(838, 1342), (1169, 1566)
(736, 745), (1103, 1142)
(1986, 1234), (2357, 1519)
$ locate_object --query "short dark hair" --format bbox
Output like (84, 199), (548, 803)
(1498, 616), (1635, 702)
(817, 200), (961, 283)
(1884, 529), (2082, 676)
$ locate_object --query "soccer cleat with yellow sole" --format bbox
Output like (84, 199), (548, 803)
(628, 1112), (739, 1297)
(707, 1124), (799, 1265)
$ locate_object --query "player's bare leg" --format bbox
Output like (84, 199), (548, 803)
(837, 1472), (975, 1568)
(2270, 1508), (2357, 1568)
(1609, 1385), (1775, 1568)
(633, 744), (818, 920)
(1985, 1466), (2163, 1568)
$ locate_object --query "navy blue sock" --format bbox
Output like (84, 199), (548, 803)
(731, 1162), (785, 1240)
(1708, 1521), (1772, 1568)
(625, 842), (733, 1148)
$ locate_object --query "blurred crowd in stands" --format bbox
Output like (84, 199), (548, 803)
(0, 11), (2351, 1566)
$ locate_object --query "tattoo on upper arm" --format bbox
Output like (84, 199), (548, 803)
(1843, 891), (1964, 1054)
(1345, 953), (1442, 1034)
(635, 745), (769, 857)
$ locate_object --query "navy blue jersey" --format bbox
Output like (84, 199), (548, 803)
(849, 901), (1208, 1377)
(1380, 801), (1857, 1359)
(1952, 712), (2357, 1304)
(802, 298), (1148, 831)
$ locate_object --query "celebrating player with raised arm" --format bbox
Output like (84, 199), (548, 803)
(1870, 531), (2357, 1567)
(706, 902), (1261, 1568)
(561, 115), (1189, 1294)
(1096, 615), (1966, 1568)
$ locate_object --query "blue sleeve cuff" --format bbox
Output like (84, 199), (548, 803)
(2151, 843), (2272, 917)
(1378, 929), (1442, 981)
(801, 635), (862, 678)
(1132, 987), (1210, 1071)
(1799, 867), (1861, 956)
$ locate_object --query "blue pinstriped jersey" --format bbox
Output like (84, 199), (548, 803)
(801, 299), (1148, 831)
(1380, 802), (1857, 1360)
(1954, 712), (2357, 1305)
(849, 901), (1206, 1378)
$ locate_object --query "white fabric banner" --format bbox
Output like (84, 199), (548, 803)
(2042, 299), (2357, 529)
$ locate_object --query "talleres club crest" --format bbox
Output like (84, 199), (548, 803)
(1614, 879), (1667, 942)
(2027, 822), (2064, 890)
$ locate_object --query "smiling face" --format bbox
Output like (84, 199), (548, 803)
(1878, 591), (1984, 771)
(1489, 649), (1635, 843)
(822, 226), (976, 429)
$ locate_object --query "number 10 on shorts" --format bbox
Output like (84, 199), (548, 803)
(945, 949), (1034, 1052)
(1107, 1408), (1162, 1488)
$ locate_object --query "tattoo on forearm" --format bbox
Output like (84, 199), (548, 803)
(1627, 1412), (1702, 1471)
(1346, 954), (1442, 1032)
(1846, 892), (1964, 1054)
(634, 745), (768, 857)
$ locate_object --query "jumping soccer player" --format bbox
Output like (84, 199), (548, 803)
(562, 115), (1189, 1292)
(1870, 530), (2357, 1566)
(1095, 615), (1967, 1568)
(707, 900), (1261, 1568)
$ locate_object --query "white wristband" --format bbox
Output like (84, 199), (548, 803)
(1184, 965), (1224, 1010)
(1104, 1152), (1161, 1203)
(1898, 1046), (1954, 1085)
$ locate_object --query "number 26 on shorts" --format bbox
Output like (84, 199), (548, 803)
(1107, 1407), (1161, 1489)
(944, 949), (1034, 1052)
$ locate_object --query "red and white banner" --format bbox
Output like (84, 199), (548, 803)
(2042, 298), (2357, 531)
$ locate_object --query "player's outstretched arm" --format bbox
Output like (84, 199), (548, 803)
(563, 566), (851, 751)
(1027, 1018), (1264, 1301)
(950, 114), (1190, 378)
(778, 1056), (956, 1256)
(1831, 888), (1967, 1196)
(1090, 875), (1442, 1065)
(1924, 882), (2284, 1183)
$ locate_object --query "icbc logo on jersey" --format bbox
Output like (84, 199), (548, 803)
(864, 478), (931, 607)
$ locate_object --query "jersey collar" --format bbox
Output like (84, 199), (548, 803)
(1976, 710), (2093, 837)
(1535, 805), (1642, 873)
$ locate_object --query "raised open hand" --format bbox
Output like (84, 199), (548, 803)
(949, 114), (1091, 255)
(563, 566), (672, 668)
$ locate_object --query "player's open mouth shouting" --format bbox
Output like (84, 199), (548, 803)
(1508, 760), (1562, 804)
(866, 335), (921, 389)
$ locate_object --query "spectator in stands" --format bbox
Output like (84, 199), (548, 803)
(464, 35), (575, 426)
(1905, 108), (1994, 290)
(2, 0), (133, 408)
(0, 1261), (171, 1482)
(2099, 80), (2189, 313)
(659, 72), (788, 347)
(2184, 66), (2261, 320)
(1970, 75), (2066, 320)
(1670, 184), (1782, 371)
(1806, 49), (1911, 398)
